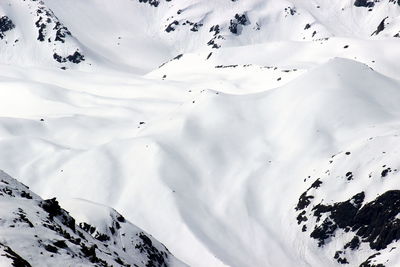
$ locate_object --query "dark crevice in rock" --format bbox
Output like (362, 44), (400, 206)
(0, 16), (15, 39)
(310, 190), (400, 251)
(135, 232), (169, 267)
(371, 17), (388, 36)
(354, 0), (375, 8)
(138, 0), (160, 7)
(0, 242), (31, 267)
(229, 13), (249, 35)
(53, 51), (85, 64)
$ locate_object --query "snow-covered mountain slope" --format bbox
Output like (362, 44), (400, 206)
(0, 0), (87, 69)
(1, 0), (400, 267)
(1, 0), (400, 71)
(2, 56), (400, 266)
(0, 170), (185, 267)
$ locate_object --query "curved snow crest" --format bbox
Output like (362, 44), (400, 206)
(0, 57), (400, 266)
(0, 1), (400, 266)
(138, 58), (400, 266)
(0, 170), (186, 267)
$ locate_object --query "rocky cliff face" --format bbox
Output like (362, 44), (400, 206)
(0, 170), (185, 267)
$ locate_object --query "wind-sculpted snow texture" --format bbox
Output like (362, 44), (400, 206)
(0, 0), (400, 267)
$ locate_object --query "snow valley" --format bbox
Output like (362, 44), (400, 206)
(0, 0), (400, 266)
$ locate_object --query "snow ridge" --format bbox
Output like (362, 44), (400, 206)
(0, 170), (185, 267)
(0, 1), (400, 267)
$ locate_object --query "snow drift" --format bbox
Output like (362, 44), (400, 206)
(0, 0), (400, 266)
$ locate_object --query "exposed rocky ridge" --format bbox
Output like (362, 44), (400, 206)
(0, 170), (185, 267)
(0, 16), (15, 39)
(0, 1), (400, 267)
(296, 133), (400, 267)
(2, 0), (400, 69)
(0, 0), (86, 68)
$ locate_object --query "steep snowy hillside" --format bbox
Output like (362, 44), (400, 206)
(1, 0), (400, 71)
(0, 0), (87, 69)
(0, 170), (185, 267)
(0, 0), (400, 267)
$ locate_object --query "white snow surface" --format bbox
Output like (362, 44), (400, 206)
(0, 170), (186, 267)
(0, 0), (400, 266)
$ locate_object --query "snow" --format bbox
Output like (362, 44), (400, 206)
(0, 0), (400, 266)
(0, 170), (186, 266)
